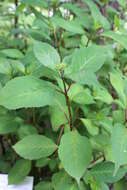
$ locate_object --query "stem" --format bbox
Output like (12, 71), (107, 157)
(14, 0), (18, 38)
(66, 81), (73, 92)
(60, 71), (73, 131)
(57, 125), (64, 146)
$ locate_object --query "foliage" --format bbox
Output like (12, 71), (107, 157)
(0, 0), (127, 189)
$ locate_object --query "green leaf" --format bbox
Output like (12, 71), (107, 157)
(51, 17), (84, 34)
(49, 105), (69, 131)
(100, 183), (109, 190)
(8, 159), (31, 184)
(89, 161), (126, 183)
(0, 115), (20, 134)
(113, 110), (125, 124)
(17, 124), (38, 139)
(13, 134), (57, 160)
(110, 72), (126, 107)
(102, 31), (127, 50)
(114, 15), (120, 30)
(93, 86), (113, 104)
(36, 158), (50, 168)
(0, 49), (24, 59)
(111, 123), (127, 174)
(90, 134), (110, 151)
(33, 41), (60, 70)
(10, 60), (25, 74)
(52, 170), (78, 190)
(81, 119), (99, 136)
(99, 117), (113, 134)
(84, 174), (109, 190)
(58, 130), (92, 181)
(0, 76), (58, 109)
(22, 0), (48, 8)
(64, 45), (109, 86)
(0, 58), (12, 75)
(68, 84), (94, 105)
(35, 181), (53, 190)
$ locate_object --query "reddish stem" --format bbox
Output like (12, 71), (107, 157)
(57, 125), (64, 146)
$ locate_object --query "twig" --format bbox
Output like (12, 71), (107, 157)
(57, 125), (64, 146)
(66, 81), (73, 93)
(86, 38), (91, 48)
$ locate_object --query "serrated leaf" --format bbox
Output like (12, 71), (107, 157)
(8, 159), (31, 185)
(33, 41), (60, 70)
(13, 135), (57, 160)
(58, 130), (92, 181)
(0, 76), (58, 109)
